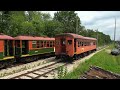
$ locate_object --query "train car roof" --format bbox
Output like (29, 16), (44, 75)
(14, 36), (55, 40)
(34, 36), (55, 40)
(56, 33), (97, 41)
(0, 33), (14, 40)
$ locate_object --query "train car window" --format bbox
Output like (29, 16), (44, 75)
(37, 41), (40, 48)
(84, 42), (86, 46)
(32, 41), (37, 48)
(62, 41), (65, 45)
(91, 42), (93, 45)
(53, 41), (54, 47)
(82, 42), (84, 46)
(44, 41), (46, 47)
(56, 41), (60, 45)
(61, 39), (66, 45)
(39, 41), (41, 47)
(80, 42), (81, 47)
(87, 42), (89, 46)
(68, 40), (72, 45)
(93, 42), (96, 45)
(78, 42), (80, 47)
(86, 42), (87, 46)
(16, 41), (20, 47)
(50, 41), (52, 47)
(63, 41), (65, 45)
(47, 41), (49, 47)
(41, 41), (43, 47)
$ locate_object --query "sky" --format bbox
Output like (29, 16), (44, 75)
(41, 11), (120, 41)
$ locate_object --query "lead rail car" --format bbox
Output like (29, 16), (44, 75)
(55, 33), (97, 60)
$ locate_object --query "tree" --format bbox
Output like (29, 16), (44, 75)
(9, 11), (26, 36)
(0, 11), (11, 35)
(0, 11), (112, 46)
(54, 11), (82, 33)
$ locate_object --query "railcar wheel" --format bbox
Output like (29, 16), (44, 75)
(75, 54), (79, 60)
(55, 56), (60, 59)
(78, 55), (81, 59)
(68, 57), (73, 63)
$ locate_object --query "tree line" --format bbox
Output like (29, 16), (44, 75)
(0, 11), (111, 46)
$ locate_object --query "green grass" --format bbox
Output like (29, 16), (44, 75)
(62, 45), (120, 79)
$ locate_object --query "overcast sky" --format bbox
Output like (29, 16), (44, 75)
(41, 11), (120, 40)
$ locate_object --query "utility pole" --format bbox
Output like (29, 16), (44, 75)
(114, 18), (116, 47)
(96, 29), (98, 49)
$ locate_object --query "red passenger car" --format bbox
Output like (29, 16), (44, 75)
(55, 33), (97, 60)
(0, 33), (14, 61)
(14, 35), (55, 62)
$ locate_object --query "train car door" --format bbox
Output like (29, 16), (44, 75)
(4, 40), (8, 56)
(61, 38), (66, 53)
(15, 40), (21, 56)
(22, 40), (29, 54)
(4, 40), (14, 56)
(74, 39), (76, 52)
(9, 40), (14, 56)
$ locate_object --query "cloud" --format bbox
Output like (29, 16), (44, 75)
(41, 11), (120, 40)
(76, 11), (120, 40)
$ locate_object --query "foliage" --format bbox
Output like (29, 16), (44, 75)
(54, 11), (81, 33)
(56, 65), (67, 79)
(0, 11), (111, 45)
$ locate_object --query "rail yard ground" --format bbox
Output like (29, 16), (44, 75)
(0, 57), (56, 78)
(0, 45), (118, 79)
(0, 46), (106, 79)
(62, 45), (120, 79)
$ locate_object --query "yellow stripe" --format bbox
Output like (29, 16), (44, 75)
(3, 56), (14, 60)
(21, 54), (30, 57)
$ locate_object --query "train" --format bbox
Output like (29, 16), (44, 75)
(55, 33), (97, 60)
(0, 33), (97, 68)
(0, 33), (55, 68)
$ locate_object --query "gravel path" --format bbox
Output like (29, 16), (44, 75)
(0, 57), (55, 78)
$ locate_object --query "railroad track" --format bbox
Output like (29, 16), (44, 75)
(0, 55), (55, 70)
(0, 53), (55, 70)
(0, 57), (57, 78)
(1, 60), (68, 79)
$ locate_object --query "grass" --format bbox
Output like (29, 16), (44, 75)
(62, 45), (120, 79)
